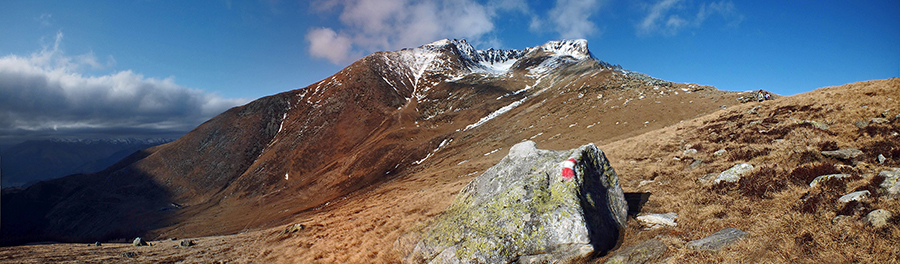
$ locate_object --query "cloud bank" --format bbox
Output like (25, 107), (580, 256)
(0, 32), (249, 145)
(307, 0), (502, 64)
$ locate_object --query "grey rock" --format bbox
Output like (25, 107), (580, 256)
(713, 149), (727, 156)
(801, 120), (829, 130)
(871, 118), (890, 124)
(866, 209), (893, 228)
(132, 237), (147, 247)
(689, 159), (703, 169)
(698, 173), (717, 185)
(636, 213), (677, 229)
(686, 227), (748, 251)
(838, 190), (870, 203)
(603, 239), (667, 264)
(854, 120), (869, 128)
(714, 163), (754, 184)
(895, 113), (900, 121)
(516, 244), (593, 264)
(881, 109), (891, 118)
(94, 242), (101, 247)
(122, 252), (138, 258)
(879, 168), (900, 200)
(809, 174), (852, 188)
(878, 154), (887, 164)
(683, 148), (698, 156)
(832, 215), (853, 224)
(407, 141), (627, 264)
(180, 239), (195, 247)
(821, 148), (863, 160)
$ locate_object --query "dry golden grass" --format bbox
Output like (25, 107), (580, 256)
(599, 78), (900, 263)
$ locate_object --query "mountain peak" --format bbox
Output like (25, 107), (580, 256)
(394, 38), (602, 78)
(536, 39), (592, 60)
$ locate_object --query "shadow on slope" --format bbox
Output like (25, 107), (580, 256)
(1, 149), (176, 246)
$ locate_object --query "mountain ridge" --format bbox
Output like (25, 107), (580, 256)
(1, 38), (738, 247)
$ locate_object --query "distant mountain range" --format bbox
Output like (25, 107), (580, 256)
(1, 138), (173, 188)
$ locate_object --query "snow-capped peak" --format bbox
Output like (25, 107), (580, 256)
(535, 39), (593, 60)
(379, 39), (604, 91)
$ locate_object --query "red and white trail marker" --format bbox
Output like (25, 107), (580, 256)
(561, 158), (576, 181)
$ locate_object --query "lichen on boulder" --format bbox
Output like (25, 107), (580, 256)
(406, 141), (627, 264)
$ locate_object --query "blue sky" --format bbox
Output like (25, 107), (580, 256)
(1, 0), (898, 145)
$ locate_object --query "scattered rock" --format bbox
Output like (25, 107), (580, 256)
(866, 209), (893, 228)
(698, 173), (717, 185)
(638, 180), (654, 188)
(879, 169), (900, 199)
(714, 163), (754, 184)
(871, 118), (890, 124)
(854, 120), (869, 128)
(747, 106), (762, 115)
(407, 141), (628, 264)
(801, 120), (829, 130)
(180, 240), (195, 247)
(832, 215), (853, 224)
(809, 174), (852, 188)
(881, 109), (891, 118)
(713, 149), (726, 156)
(820, 148), (863, 160)
(682, 148), (698, 156)
(94, 242), (101, 247)
(838, 190), (870, 203)
(132, 237), (147, 247)
(122, 252), (138, 258)
(686, 227), (748, 251)
(603, 239), (667, 264)
(636, 213), (677, 229)
(281, 223), (306, 235)
(895, 113), (900, 121)
(689, 159), (703, 169)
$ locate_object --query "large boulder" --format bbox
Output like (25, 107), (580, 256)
(406, 141), (628, 264)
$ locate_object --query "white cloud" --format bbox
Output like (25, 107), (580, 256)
(637, 0), (683, 35)
(546, 0), (604, 39)
(306, 0), (506, 65)
(36, 13), (52, 27)
(306, 27), (356, 64)
(696, 1), (743, 27)
(637, 0), (742, 36)
(0, 32), (249, 144)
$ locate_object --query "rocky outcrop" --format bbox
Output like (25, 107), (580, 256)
(406, 141), (627, 264)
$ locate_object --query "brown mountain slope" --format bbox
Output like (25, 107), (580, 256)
(9, 43), (896, 264)
(2, 78), (894, 263)
(5, 39), (744, 245)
